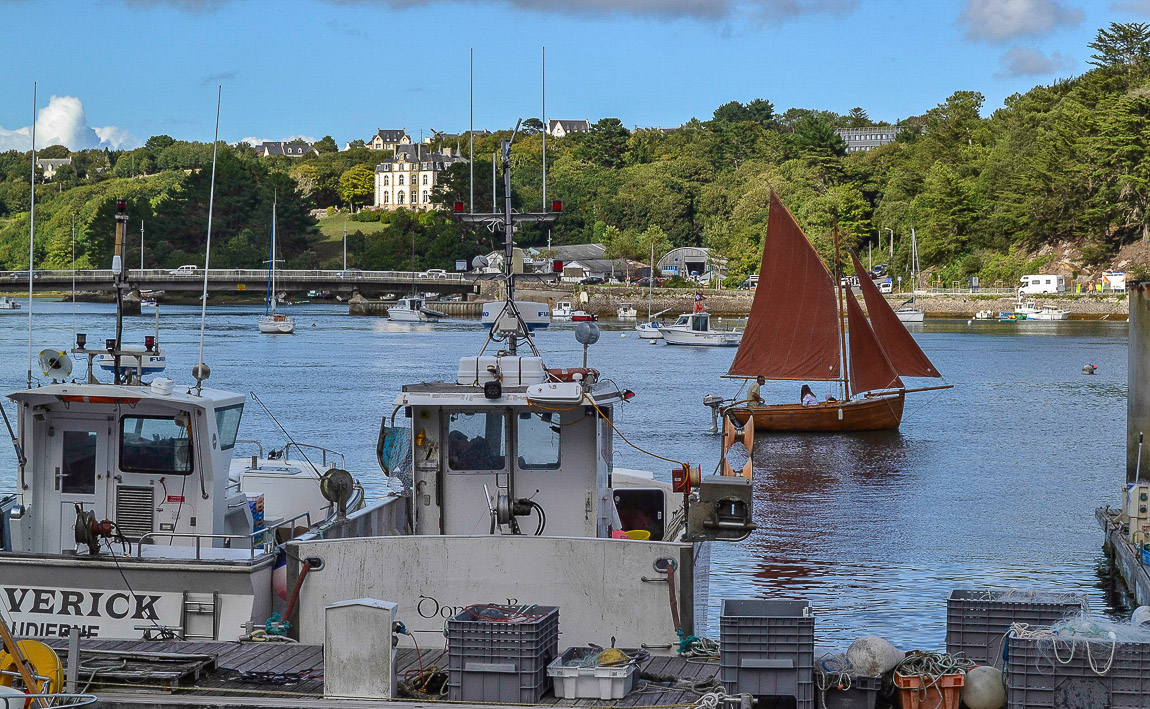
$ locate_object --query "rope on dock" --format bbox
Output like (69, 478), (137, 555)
(1007, 621), (1118, 675)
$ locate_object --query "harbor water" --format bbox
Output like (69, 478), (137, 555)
(0, 300), (1129, 650)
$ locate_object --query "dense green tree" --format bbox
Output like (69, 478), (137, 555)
(1088, 22), (1150, 70)
(145, 135), (176, 152)
(338, 164), (375, 210)
(39, 145), (70, 159)
(579, 118), (630, 169)
(314, 135), (338, 153)
(846, 107), (870, 128)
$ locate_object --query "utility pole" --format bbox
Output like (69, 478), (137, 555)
(343, 220), (348, 271)
(113, 201), (129, 384)
(140, 220), (145, 271)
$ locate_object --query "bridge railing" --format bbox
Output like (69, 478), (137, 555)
(3, 268), (470, 283)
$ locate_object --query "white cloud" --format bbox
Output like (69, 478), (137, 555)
(995, 47), (1076, 77)
(0, 95), (140, 152)
(238, 135), (317, 146)
(959, 0), (1083, 42)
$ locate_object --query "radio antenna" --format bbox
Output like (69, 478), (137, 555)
(194, 86), (222, 395)
(26, 82), (37, 389)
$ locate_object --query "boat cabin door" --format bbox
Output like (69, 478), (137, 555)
(49, 417), (111, 553)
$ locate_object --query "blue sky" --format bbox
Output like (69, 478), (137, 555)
(0, 0), (1144, 151)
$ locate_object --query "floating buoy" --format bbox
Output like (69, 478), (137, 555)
(621, 333), (627, 338)
(1083, 364), (1097, 375)
(962, 665), (1006, 709)
(846, 636), (904, 675)
(1132, 605), (1150, 627)
(967, 319), (973, 325)
(649, 340), (657, 345)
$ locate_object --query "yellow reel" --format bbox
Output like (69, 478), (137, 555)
(0, 639), (64, 698)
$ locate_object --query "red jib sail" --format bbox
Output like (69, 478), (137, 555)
(727, 190), (841, 381)
(849, 250), (941, 378)
(845, 288), (903, 397)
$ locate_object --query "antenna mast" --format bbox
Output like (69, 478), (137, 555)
(26, 82), (37, 389)
(195, 86), (222, 394)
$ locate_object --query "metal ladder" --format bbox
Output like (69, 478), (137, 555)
(181, 591), (220, 641)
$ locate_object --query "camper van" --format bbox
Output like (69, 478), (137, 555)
(1019, 274), (1065, 295)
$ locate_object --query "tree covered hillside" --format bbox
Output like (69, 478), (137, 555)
(4, 22), (1150, 282)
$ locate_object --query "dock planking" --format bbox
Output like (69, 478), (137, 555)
(31, 638), (718, 708)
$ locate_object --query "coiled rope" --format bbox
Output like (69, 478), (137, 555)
(894, 651), (973, 706)
(1008, 622), (1117, 675)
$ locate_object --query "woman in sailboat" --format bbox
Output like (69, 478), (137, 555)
(800, 385), (818, 407)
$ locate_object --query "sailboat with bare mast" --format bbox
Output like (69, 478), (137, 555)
(726, 190), (950, 432)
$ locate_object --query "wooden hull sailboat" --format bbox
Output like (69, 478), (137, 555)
(733, 391), (905, 432)
(724, 190), (949, 433)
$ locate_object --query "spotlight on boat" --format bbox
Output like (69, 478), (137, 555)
(76, 332), (86, 349)
(104, 338), (116, 352)
(192, 362), (211, 383)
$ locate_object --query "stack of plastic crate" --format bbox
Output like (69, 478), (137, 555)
(447, 604), (559, 704)
(946, 589), (1085, 665)
(720, 599), (814, 709)
(247, 495), (265, 542)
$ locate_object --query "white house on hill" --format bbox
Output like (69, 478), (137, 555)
(547, 119), (591, 138)
(373, 144), (467, 211)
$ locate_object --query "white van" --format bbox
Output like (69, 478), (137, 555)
(169, 264), (198, 275)
(1019, 274), (1065, 295)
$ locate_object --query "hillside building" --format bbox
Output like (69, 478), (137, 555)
(373, 144), (467, 211)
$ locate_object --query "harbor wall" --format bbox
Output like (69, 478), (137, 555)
(513, 287), (1130, 320)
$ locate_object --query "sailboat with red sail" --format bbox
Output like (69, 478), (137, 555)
(727, 190), (950, 432)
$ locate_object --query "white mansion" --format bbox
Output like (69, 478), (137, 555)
(373, 144), (467, 211)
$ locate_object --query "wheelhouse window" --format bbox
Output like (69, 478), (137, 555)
(120, 416), (193, 474)
(61, 430), (97, 494)
(517, 412), (560, 470)
(215, 404), (244, 451)
(446, 411), (506, 471)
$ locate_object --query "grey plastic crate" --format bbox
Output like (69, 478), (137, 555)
(817, 674), (881, 709)
(719, 599), (814, 709)
(946, 589), (1085, 665)
(1005, 634), (1150, 709)
(446, 604), (559, 703)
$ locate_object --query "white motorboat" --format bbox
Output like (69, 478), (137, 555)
(388, 296), (447, 322)
(0, 297), (20, 310)
(259, 196), (294, 334)
(552, 300), (574, 321)
(617, 302), (637, 320)
(636, 321), (663, 339)
(284, 140), (755, 652)
(974, 310), (998, 320)
(895, 307), (925, 323)
(1014, 300), (1069, 320)
(660, 311), (743, 347)
(141, 297), (158, 309)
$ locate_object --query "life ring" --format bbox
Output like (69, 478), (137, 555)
(0, 639), (63, 705)
(546, 367), (600, 382)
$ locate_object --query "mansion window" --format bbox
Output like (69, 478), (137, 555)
(383, 192), (389, 204)
(398, 174), (405, 185)
(422, 190), (430, 203)
(398, 191), (405, 204)
(422, 174), (428, 185)
(383, 175), (390, 186)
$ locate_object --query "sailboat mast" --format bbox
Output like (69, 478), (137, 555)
(833, 225), (849, 401)
(648, 240), (654, 319)
(271, 195), (277, 315)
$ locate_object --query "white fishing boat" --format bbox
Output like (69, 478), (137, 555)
(552, 300), (574, 321)
(636, 321), (664, 339)
(140, 297), (158, 309)
(617, 302), (637, 320)
(283, 133), (755, 651)
(258, 196), (295, 334)
(388, 296), (447, 322)
(1014, 300), (1069, 320)
(660, 311), (743, 347)
(0, 297), (20, 310)
(0, 200), (374, 642)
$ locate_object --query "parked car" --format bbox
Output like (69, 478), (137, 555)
(8, 270), (41, 279)
(421, 269), (448, 279)
(579, 276), (605, 285)
(169, 264), (198, 275)
(634, 276), (664, 287)
(879, 280), (893, 294)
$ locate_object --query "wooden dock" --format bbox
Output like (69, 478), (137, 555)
(1097, 506), (1150, 606)
(37, 638), (720, 708)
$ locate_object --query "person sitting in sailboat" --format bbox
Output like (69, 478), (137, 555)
(748, 376), (765, 404)
(801, 385), (818, 407)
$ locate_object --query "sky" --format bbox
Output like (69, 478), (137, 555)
(0, 0), (1145, 152)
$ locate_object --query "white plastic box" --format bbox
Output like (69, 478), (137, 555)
(547, 647), (638, 700)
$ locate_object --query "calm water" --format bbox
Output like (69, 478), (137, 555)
(0, 299), (1130, 650)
